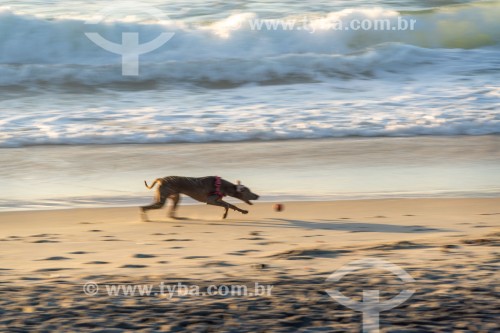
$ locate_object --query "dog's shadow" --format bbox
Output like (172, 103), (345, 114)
(143, 216), (223, 223)
(144, 217), (188, 223)
(256, 218), (452, 233)
(169, 217), (190, 221)
(140, 216), (450, 234)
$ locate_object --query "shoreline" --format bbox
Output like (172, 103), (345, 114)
(1, 134), (498, 149)
(2, 193), (500, 213)
(1, 135), (500, 212)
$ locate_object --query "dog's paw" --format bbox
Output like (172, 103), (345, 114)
(241, 210), (248, 215)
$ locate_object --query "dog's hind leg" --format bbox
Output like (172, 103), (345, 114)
(207, 195), (248, 219)
(140, 194), (167, 221)
(168, 193), (181, 219)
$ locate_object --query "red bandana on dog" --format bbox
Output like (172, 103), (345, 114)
(212, 176), (225, 200)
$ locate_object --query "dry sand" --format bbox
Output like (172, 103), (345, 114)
(0, 198), (498, 332)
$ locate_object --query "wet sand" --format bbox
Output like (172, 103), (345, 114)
(2, 136), (500, 211)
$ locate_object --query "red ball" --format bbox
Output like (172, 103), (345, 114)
(274, 203), (284, 212)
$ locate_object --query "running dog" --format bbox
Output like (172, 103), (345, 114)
(140, 176), (259, 220)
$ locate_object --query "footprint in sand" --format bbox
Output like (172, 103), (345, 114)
(101, 236), (122, 241)
(37, 256), (71, 261)
(20, 276), (44, 281)
(461, 238), (498, 246)
(157, 261), (169, 264)
(31, 239), (60, 243)
(36, 268), (72, 272)
(183, 256), (210, 259)
(120, 264), (148, 269)
(238, 237), (266, 241)
(370, 241), (429, 250)
(1, 237), (20, 242)
(169, 246), (184, 249)
(133, 254), (157, 259)
(228, 249), (261, 256)
(30, 233), (59, 238)
(269, 248), (350, 260)
(203, 261), (235, 267)
(441, 244), (460, 252)
(163, 238), (193, 242)
(85, 261), (110, 265)
(256, 241), (284, 245)
(88, 229), (103, 232)
(69, 251), (91, 255)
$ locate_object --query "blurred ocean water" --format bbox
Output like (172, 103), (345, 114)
(0, 0), (498, 147)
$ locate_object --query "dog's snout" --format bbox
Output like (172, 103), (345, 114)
(255, 195), (260, 200)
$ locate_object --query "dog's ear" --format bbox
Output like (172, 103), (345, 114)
(236, 180), (244, 193)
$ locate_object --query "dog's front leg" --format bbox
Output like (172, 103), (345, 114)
(207, 195), (247, 219)
(224, 201), (248, 215)
(207, 195), (228, 219)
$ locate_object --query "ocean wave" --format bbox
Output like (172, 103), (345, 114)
(2, 127), (498, 148)
(1, 82), (499, 147)
(0, 44), (454, 87)
(0, 2), (499, 87)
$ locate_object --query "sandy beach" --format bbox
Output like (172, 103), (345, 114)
(0, 198), (498, 332)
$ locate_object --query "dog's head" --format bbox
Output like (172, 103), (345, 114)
(234, 180), (259, 205)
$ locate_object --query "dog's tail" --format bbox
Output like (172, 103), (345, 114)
(144, 178), (163, 190)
